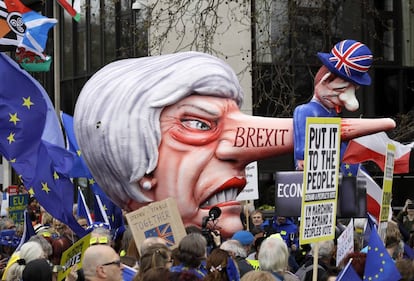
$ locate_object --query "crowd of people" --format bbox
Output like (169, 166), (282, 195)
(1, 196), (414, 281)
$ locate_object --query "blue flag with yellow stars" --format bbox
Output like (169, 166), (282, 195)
(61, 112), (90, 178)
(337, 259), (362, 281)
(363, 227), (401, 281)
(0, 53), (86, 238)
(61, 112), (124, 234)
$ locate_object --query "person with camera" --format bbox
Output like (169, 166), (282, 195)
(396, 199), (414, 240)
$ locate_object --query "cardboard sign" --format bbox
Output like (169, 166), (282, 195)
(299, 117), (341, 245)
(58, 233), (91, 281)
(379, 143), (395, 223)
(8, 194), (28, 223)
(125, 198), (187, 254)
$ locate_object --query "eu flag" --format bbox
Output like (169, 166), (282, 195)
(61, 112), (90, 178)
(363, 227), (401, 281)
(0, 53), (86, 238)
(337, 259), (362, 281)
(61, 112), (124, 232)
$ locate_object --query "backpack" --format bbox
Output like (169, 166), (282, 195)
(295, 262), (325, 281)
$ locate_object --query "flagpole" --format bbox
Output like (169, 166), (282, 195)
(2, 157), (11, 190)
(53, 0), (61, 114)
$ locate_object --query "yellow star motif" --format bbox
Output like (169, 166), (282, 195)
(77, 150), (81, 157)
(89, 178), (95, 185)
(41, 182), (50, 193)
(53, 172), (59, 180)
(10, 158), (16, 163)
(7, 132), (15, 144)
(9, 113), (20, 126)
(103, 204), (108, 211)
(22, 96), (34, 109)
(28, 188), (35, 196)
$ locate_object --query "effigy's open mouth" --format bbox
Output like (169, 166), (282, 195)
(200, 177), (246, 208)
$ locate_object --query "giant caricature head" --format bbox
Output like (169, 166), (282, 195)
(73, 52), (296, 237)
(314, 40), (373, 113)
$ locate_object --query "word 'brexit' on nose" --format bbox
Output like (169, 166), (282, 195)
(233, 127), (289, 147)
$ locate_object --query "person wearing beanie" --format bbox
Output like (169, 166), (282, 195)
(220, 238), (254, 277)
(232, 231), (254, 249)
(22, 258), (52, 281)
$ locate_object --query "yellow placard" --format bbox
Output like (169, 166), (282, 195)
(57, 233), (91, 281)
(379, 143), (395, 222)
(299, 117), (341, 245)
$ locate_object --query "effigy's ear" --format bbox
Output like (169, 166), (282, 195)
(314, 72), (333, 98)
(319, 72), (332, 85)
(138, 174), (158, 191)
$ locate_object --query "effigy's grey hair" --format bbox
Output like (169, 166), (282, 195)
(74, 51), (243, 209)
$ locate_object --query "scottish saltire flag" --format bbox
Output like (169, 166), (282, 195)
(92, 186), (124, 231)
(337, 259), (362, 281)
(0, 0), (24, 50)
(0, 53), (86, 238)
(77, 187), (92, 226)
(15, 210), (35, 250)
(144, 223), (175, 247)
(20, 10), (57, 59)
(93, 194), (110, 226)
(363, 227), (401, 281)
(5, 0), (56, 59)
(61, 112), (124, 231)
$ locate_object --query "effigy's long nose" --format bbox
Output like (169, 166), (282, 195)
(217, 112), (294, 164)
(217, 111), (396, 165)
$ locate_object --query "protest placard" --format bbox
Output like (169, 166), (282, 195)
(58, 233), (91, 281)
(126, 197), (186, 254)
(8, 194), (28, 223)
(379, 143), (395, 223)
(336, 219), (354, 266)
(237, 161), (259, 201)
(299, 117), (341, 245)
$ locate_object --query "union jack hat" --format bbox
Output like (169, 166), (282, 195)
(317, 40), (373, 86)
